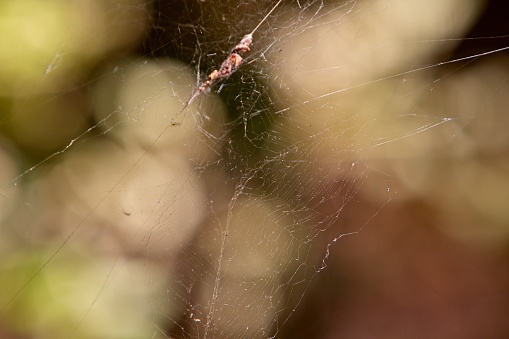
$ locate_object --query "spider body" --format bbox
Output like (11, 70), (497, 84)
(180, 0), (283, 112)
(182, 34), (253, 109)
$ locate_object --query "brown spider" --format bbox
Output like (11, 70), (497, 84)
(179, 0), (283, 113)
(183, 33), (253, 109)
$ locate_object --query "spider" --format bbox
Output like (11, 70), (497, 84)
(179, 0), (283, 113)
(183, 33), (253, 109)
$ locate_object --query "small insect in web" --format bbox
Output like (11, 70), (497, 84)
(179, 0), (284, 114)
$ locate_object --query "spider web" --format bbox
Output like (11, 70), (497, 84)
(1, 0), (509, 338)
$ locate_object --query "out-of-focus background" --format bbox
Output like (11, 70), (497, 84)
(1, 0), (509, 338)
